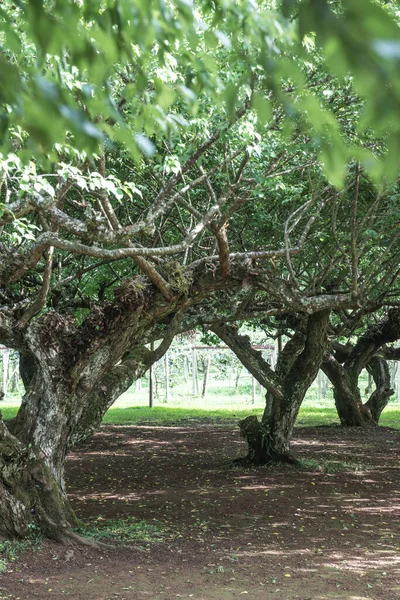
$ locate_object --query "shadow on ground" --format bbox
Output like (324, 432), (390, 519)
(1, 424), (399, 600)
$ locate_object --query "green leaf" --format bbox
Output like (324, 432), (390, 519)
(319, 141), (347, 188)
(157, 85), (176, 110)
(135, 133), (155, 157)
(224, 82), (238, 120)
(252, 93), (271, 125)
(204, 30), (218, 50)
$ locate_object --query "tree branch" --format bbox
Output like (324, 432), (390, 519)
(351, 163), (360, 298)
(17, 247), (55, 328)
(210, 323), (284, 399)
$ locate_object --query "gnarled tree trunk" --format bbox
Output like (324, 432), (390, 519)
(0, 417), (78, 541)
(0, 289), (184, 540)
(212, 310), (330, 463)
(365, 357), (393, 422)
(322, 355), (371, 426)
(322, 309), (400, 426)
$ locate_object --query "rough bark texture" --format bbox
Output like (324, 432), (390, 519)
(213, 311), (330, 463)
(0, 417), (78, 541)
(261, 310), (330, 459)
(0, 282), (188, 538)
(322, 309), (400, 426)
(365, 357), (394, 422)
(322, 355), (369, 426)
(0, 268), (246, 539)
(69, 356), (143, 448)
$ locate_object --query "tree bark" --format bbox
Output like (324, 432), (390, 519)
(3, 347), (154, 539)
(212, 310), (330, 463)
(71, 310), (185, 445)
(70, 347), (155, 447)
(322, 355), (368, 426)
(0, 416), (78, 541)
(365, 356), (393, 422)
(0, 286), (187, 539)
(260, 310), (330, 459)
(322, 309), (400, 426)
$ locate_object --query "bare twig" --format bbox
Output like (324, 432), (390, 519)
(201, 167), (231, 276)
(146, 104), (249, 225)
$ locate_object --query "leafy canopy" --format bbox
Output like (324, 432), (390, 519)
(0, 1), (400, 184)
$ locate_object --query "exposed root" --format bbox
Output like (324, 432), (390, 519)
(267, 451), (299, 466)
(46, 526), (114, 548)
(33, 509), (101, 547)
(62, 529), (101, 547)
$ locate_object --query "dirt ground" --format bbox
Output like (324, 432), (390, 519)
(1, 423), (399, 600)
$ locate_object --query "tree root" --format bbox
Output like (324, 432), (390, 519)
(267, 451), (299, 466)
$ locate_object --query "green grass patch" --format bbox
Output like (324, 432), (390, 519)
(379, 406), (400, 429)
(2, 391), (399, 430)
(101, 403), (400, 429)
(102, 405), (261, 425)
(0, 525), (42, 574)
(296, 404), (400, 429)
(0, 406), (19, 420)
(78, 516), (170, 544)
(296, 406), (339, 427)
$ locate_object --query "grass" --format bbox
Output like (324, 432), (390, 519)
(0, 405), (19, 420)
(102, 401), (400, 430)
(0, 525), (42, 573)
(2, 384), (399, 429)
(0, 394), (21, 421)
(297, 403), (400, 429)
(296, 406), (339, 427)
(102, 405), (261, 425)
(376, 405), (400, 429)
(77, 516), (170, 545)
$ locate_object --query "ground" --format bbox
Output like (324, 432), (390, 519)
(1, 423), (399, 600)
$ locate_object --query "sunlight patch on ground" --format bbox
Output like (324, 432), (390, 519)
(238, 483), (295, 491)
(324, 552), (400, 572)
(68, 491), (143, 502)
(349, 505), (400, 514)
(292, 439), (362, 449)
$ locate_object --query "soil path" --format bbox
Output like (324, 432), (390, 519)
(1, 424), (399, 600)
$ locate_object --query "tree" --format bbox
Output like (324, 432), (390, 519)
(211, 311), (330, 463)
(206, 145), (400, 458)
(322, 309), (400, 425)
(1, 0), (400, 540)
(1, 127), (355, 539)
